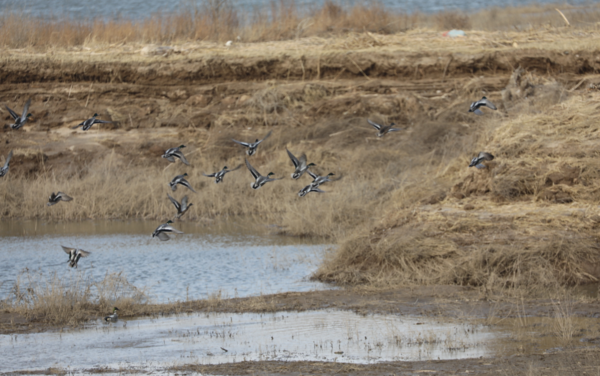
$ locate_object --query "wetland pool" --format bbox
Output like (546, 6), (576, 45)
(0, 220), (331, 303)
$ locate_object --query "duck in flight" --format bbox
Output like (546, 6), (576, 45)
(0, 150), (13, 177)
(162, 145), (190, 165)
(286, 149), (315, 180)
(167, 194), (192, 219)
(6, 98), (31, 130)
(202, 165), (242, 184)
(469, 152), (494, 169)
(152, 220), (184, 241)
(298, 183), (325, 197)
(245, 159), (280, 189)
(61, 246), (91, 268)
(468, 97), (497, 115)
(367, 119), (402, 137)
(232, 130), (272, 156)
(169, 173), (196, 193)
(47, 192), (73, 206)
(72, 114), (112, 131)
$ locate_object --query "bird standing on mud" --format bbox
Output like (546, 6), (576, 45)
(104, 307), (119, 323)
(162, 145), (190, 165)
(202, 165), (242, 184)
(469, 152), (495, 169)
(152, 220), (183, 241)
(169, 173), (196, 193)
(468, 97), (497, 115)
(367, 119), (402, 137)
(61, 246), (91, 268)
(167, 194), (192, 219)
(72, 114), (112, 131)
(245, 158), (280, 189)
(0, 150), (13, 177)
(286, 149), (315, 179)
(47, 192), (73, 206)
(6, 98), (32, 130)
(232, 130), (272, 156)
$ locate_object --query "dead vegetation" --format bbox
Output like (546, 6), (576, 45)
(0, 2), (599, 48)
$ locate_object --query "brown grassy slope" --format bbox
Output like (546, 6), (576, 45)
(314, 75), (600, 290)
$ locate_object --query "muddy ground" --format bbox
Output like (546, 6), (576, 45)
(2, 32), (600, 375)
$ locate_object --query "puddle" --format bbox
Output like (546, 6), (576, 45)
(0, 220), (331, 303)
(1, 310), (497, 373)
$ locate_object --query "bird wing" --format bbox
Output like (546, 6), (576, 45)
(179, 179), (197, 193)
(181, 195), (189, 210)
(255, 130), (272, 145)
(245, 158), (261, 179)
(307, 169), (318, 180)
(481, 98), (497, 110)
(202, 172), (216, 178)
(473, 109), (484, 116)
(61, 245), (75, 254)
(367, 119), (382, 131)
(227, 164), (243, 172)
(20, 99), (31, 122)
(478, 152), (494, 161)
(475, 164), (487, 169)
(78, 250), (91, 257)
(232, 139), (250, 147)
(5, 105), (19, 121)
(57, 192), (73, 201)
(164, 225), (184, 234)
(173, 151), (190, 165)
(286, 149), (300, 168)
(297, 153), (307, 170)
(311, 186), (325, 193)
(387, 127), (402, 132)
(92, 119), (113, 124)
(167, 194), (181, 211)
(157, 232), (171, 241)
(3, 150), (13, 168)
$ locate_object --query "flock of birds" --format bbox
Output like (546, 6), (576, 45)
(2, 95), (498, 321)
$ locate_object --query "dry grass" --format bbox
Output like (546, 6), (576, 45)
(314, 79), (600, 293)
(2, 269), (147, 326)
(1, 2), (600, 48)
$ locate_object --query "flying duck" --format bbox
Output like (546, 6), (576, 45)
(167, 194), (192, 219)
(232, 130), (272, 156)
(104, 307), (119, 323)
(298, 184), (325, 197)
(162, 145), (190, 165)
(469, 152), (495, 169)
(47, 192), (73, 206)
(61, 246), (91, 268)
(0, 150), (13, 177)
(152, 220), (183, 241)
(286, 149), (315, 179)
(202, 164), (242, 184)
(307, 170), (336, 187)
(72, 114), (112, 131)
(468, 97), (497, 115)
(367, 119), (402, 137)
(169, 173), (196, 193)
(6, 98), (31, 130)
(245, 158), (280, 189)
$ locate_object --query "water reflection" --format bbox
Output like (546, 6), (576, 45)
(0, 220), (331, 303)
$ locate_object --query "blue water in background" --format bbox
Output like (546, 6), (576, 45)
(0, 0), (595, 20)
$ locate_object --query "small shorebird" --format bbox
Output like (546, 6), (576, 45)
(162, 145), (190, 165)
(167, 194), (192, 219)
(104, 307), (119, 323)
(245, 159), (280, 189)
(469, 152), (495, 169)
(47, 192), (73, 206)
(286, 149), (315, 180)
(367, 119), (402, 137)
(0, 150), (13, 177)
(72, 114), (112, 131)
(61, 246), (91, 268)
(202, 165), (242, 184)
(468, 97), (497, 115)
(6, 98), (31, 130)
(169, 173), (196, 193)
(232, 130), (272, 156)
(152, 220), (183, 241)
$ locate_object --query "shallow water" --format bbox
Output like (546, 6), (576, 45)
(0, 220), (330, 303)
(1, 310), (497, 372)
(0, 0), (593, 20)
